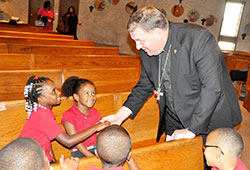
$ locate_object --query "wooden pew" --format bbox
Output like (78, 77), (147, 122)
(0, 67), (140, 101)
(0, 54), (140, 70)
(0, 30), (73, 39)
(0, 43), (9, 53)
(0, 35), (95, 46)
(0, 70), (63, 101)
(0, 92), (163, 161)
(0, 53), (32, 70)
(1, 43), (119, 55)
(223, 51), (250, 72)
(51, 136), (204, 170)
(64, 68), (141, 94)
(33, 54), (141, 70)
(0, 23), (59, 34)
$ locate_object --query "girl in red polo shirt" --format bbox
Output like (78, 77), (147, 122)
(19, 76), (109, 163)
(61, 76), (102, 158)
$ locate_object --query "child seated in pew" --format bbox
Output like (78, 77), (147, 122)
(0, 137), (79, 170)
(61, 76), (103, 158)
(91, 125), (140, 170)
(204, 128), (247, 170)
(19, 76), (110, 164)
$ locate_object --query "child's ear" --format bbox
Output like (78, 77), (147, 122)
(73, 93), (79, 102)
(95, 149), (100, 159)
(37, 96), (44, 105)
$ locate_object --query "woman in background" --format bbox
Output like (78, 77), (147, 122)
(62, 6), (82, 39)
(37, 1), (55, 31)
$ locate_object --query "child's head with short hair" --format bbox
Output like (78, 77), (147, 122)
(0, 137), (49, 170)
(24, 75), (61, 119)
(204, 128), (244, 169)
(96, 125), (131, 169)
(62, 76), (96, 111)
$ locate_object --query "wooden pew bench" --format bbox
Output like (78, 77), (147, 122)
(223, 51), (250, 72)
(0, 53), (141, 70)
(0, 53), (32, 70)
(0, 23), (59, 34)
(0, 30), (73, 39)
(0, 92), (163, 161)
(51, 136), (204, 170)
(0, 43), (119, 55)
(33, 54), (141, 70)
(0, 68), (140, 101)
(0, 69), (63, 101)
(64, 68), (140, 94)
(0, 35), (95, 46)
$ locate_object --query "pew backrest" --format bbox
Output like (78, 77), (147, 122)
(2, 43), (119, 55)
(0, 35), (95, 46)
(0, 69), (63, 101)
(64, 68), (140, 94)
(0, 30), (73, 39)
(51, 136), (204, 170)
(0, 54), (140, 70)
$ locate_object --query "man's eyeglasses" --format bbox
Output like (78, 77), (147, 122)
(203, 145), (224, 155)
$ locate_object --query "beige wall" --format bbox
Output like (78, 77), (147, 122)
(77, 0), (249, 55)
(0, 0), (249, 54)
(0, 0), (29, 23)
(236, 0), (250, 52)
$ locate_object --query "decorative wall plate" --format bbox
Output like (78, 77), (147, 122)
(205, 15), (217, 27)
(171, 0), (184, 17)
(108, 0), (119, 5)
(187, 9), (199, 22)
(94, 0), (106, 11)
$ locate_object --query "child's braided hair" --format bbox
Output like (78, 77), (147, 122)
(24, 75), (50, 119)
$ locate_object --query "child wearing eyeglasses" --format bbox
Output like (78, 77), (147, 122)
(204, 128), (247, 170)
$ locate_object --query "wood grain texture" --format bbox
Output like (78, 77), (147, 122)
(0, 70), (63, 101)
(0, 23), (59, 34)
(0, 53), (32, 70)
(64, 68), (140, 94)
(0, 30), (73, 39)
(0, 67), (140, 101)
(0, 35), (94, 46)
(33, 54), (140, 69)
(51, 136), (204, 170)
(4, 43), (119, 55)
(223, 51), (250, 72)
(0, 54), (140, 70)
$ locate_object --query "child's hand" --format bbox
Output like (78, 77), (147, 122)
(95, 121), (110, 131)
(59, 155), (79, 170)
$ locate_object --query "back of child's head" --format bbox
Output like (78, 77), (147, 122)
(62, 76), (95, 98)
(214, 128), (243, 159)
(24, 75), (51, 119)
(96, 125), (131, 168)
(0, 137), (46, 170)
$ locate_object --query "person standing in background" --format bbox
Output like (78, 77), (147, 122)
(37, 1), (55, 31)
(62, 6), (82, 40)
